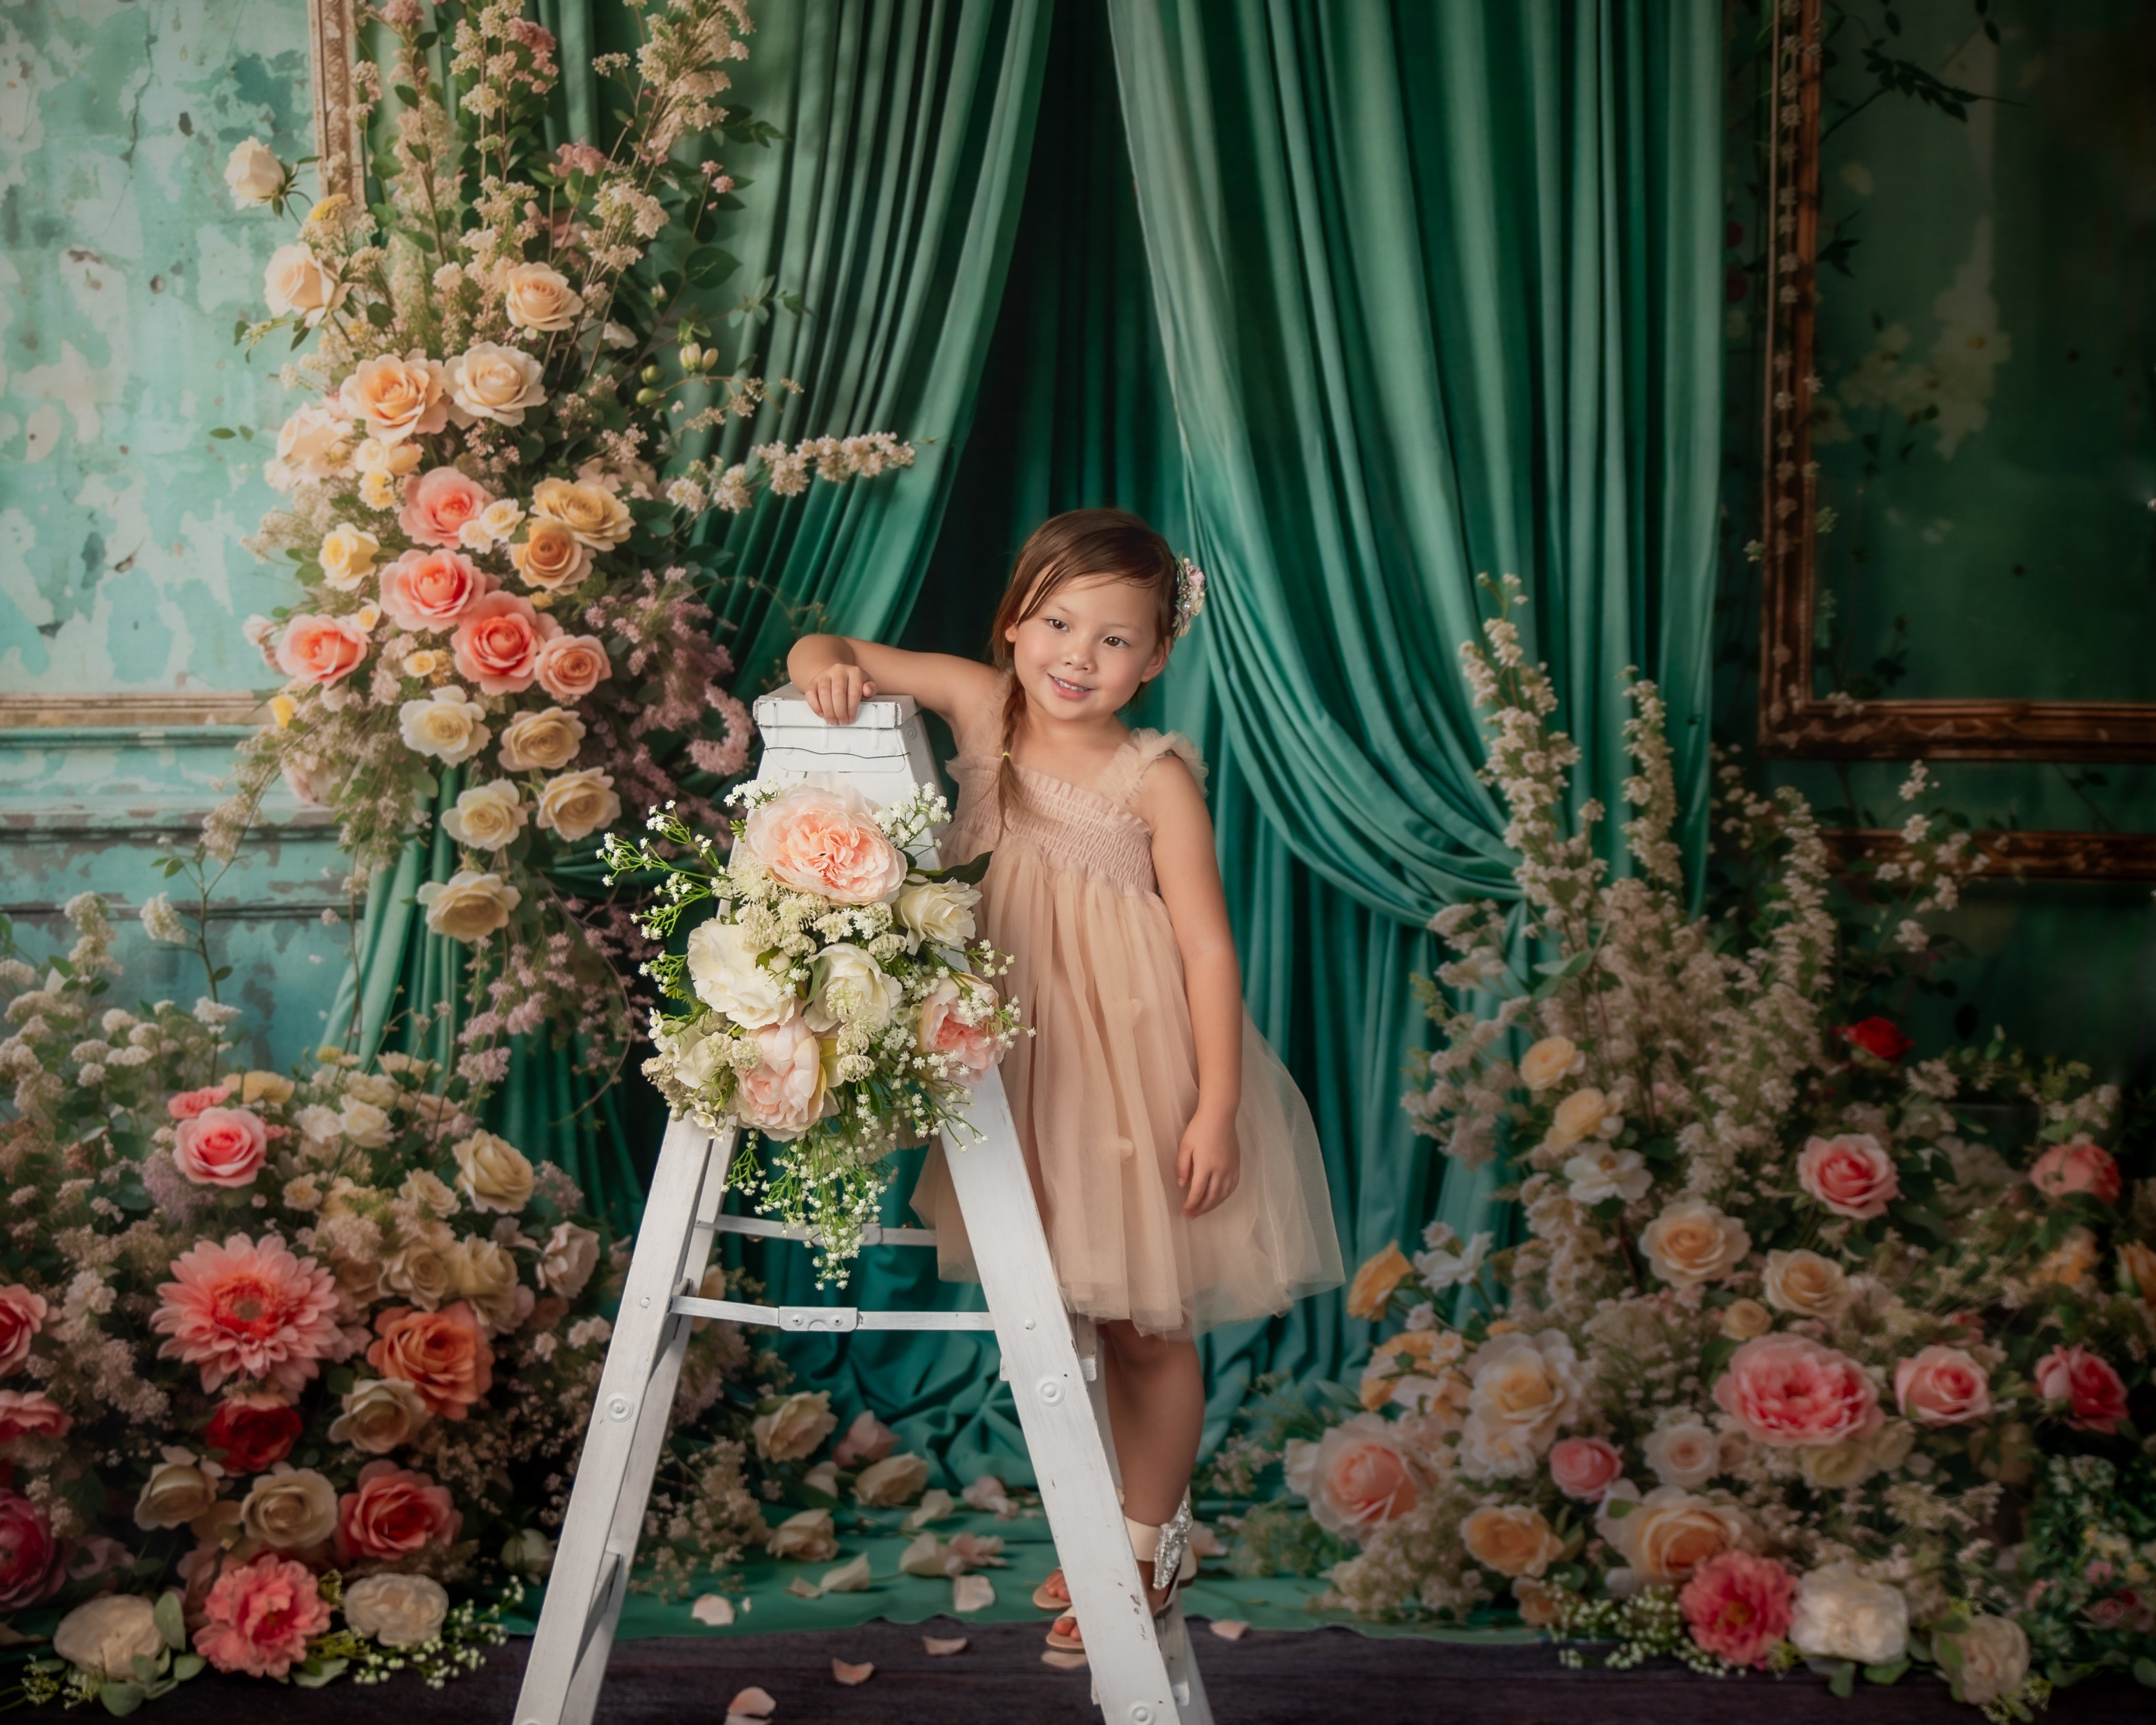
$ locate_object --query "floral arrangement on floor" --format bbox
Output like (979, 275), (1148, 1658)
(1248, 581), (2155, 1715)
(601, 779), (1022, 1278)
(215, 0), (912, 1075)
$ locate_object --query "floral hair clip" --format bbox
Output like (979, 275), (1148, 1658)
(1173, 556), (1208, 639)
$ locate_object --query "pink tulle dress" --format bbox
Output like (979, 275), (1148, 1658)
(911, 675), (1344, 1338)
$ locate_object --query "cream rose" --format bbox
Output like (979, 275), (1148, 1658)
(442, 782), (528, 851)
(1788, 1562), (1908, 1665)
(534, 769), (623, 844)
(1459, 1330), (1583, 1478)
(854, 1452), (929, 1507)
(223, 138), (286, 206)
(1640, 1199), (1751, 1287)
(1762, 1248), (1848, 1317)
(343, 1573), (450, 1648)
(264, 243), (345, 326)
(326, 1378), (433, 1455)
(530, 477), (633, 549)
(1460, 1504), (1564, 1578)
(134, 1454), (219, 1530)
(1720, 1298), (1774, 1341)
(267, 401), (351, 490)
(509, 518), (594, 591)
(446, 1237), (531, 1334)
(398, 685), (491, 765)
(340, 351), (451, 443)
(453, 1130), (536, 1213)
(52, 1595), (166, 1679)
(448, 342), (548, 427)
(537, 1222), (601, 1299)
(1543, 1087), (1621, 1152)
(1643, 1420), (1721, 1489)
(240, 1465), (339, 1549)
(752, 1391), (837, 1462)
(685, 919), (795, 1028)
(1519, 1036), (1583, 1093)
(804, 943), (903, 1034)
(502, 262), (585, 333)
(1598, 1484), (1746, 1584)
(319, 525), (380, 592)
(765, 1507), (838, 1562)
(1942, 1614), (2030, 1707)
(340, 1099), (393, 1148)
(416, 870), (520, 941)
(498, 706), (587, 771)
(894, 878), (980, 947)
(383, 1221), (456, 1309)
(455, 496), (527, 554)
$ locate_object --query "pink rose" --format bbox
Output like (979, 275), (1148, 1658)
(2035, 1345), (2128, 1435)
(335, 1459), (461, 1562)
(274, 613), (370, 686)
(167, 1084), (234, 1120)
(193, 1553), (332, 1678)
(1302, 1414), (1424, 1543)
(380, 547), (494, 633)
(0, 1287), (48, 1378)
(452, 591), (557, 694)
(533, 632), (612, 702)
(399, 464), (497, 548)
(1796, 1132), (1900, 1220)
(1681, 1550), (1795, 1669)
(832, 1411), (897, 1469)
(0, 1490), (63, 1611)
(734, 1014), (831, 1141)
(0, 1390), (70, 1444)
(2029, 1138), (2122, 1205)
(916, 976), (1001, 1087)
(1712, 1334), (1881, 1448)
(173, 1106), (270, 1188)
(739, 781), (907, 905)
(1548, 1436), (1625, 1502)
(1893, 1345), (1991, 1426)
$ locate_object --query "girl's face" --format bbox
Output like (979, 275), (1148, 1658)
(1004, 574), (1168, 723)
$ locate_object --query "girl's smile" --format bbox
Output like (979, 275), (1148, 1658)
(1005, 574), (1168, 722)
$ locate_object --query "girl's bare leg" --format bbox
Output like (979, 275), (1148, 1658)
(1098, 1320), (1203, 1606)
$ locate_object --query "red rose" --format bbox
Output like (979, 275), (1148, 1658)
(2035, 1345), (2129, 1435)
(1840, 1017), (1913, 1062)
(204, 1393), (304, 1474)
(0, 1488), (63, 1611)
(335, 1460), (461, 1562)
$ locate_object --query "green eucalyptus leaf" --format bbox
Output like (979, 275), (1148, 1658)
(1862, 1659), (1908, 1684)
(171, 1653), (206, 1681)
(99, 1683), (146, 1718)
(154, 1590), (186, 1650)
(1827, 1660), (1856, 1699)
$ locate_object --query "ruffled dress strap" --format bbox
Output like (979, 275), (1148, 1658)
(1102, 729), (1207, 810)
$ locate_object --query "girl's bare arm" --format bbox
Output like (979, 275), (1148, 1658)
(785, 634), (1001, 733)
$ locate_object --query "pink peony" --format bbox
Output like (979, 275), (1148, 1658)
(1796, 1132), (1900, 1220)
(532, 631), (612, 702)
(274, 613), (370, 687)
(1681, 1550), (1796, 1668)
(366, 1302), (494, 1419)
(2029, 1138), (2122, 1205)
(380, 547), (494, 633)
(151, 1233), (347, 1395)
(0, 1389), (70, 1443)
(1712, 1334), (1882, 1448)
(451, 591), (557, 694)
(734, 1013), (832, 1141)
(2035, 1345), (2128, 1435)
(167, 1084), (235, 1120)
(399, 464), (496, 548)
(192, 1553), (332, 1678)
(335, 1460), (461, 1562)
(1548, 1436), (1625, 1501)
(1894, 1345), (1992, 1427)
(0, 1286), (47, 1377)
(739, 781), (907, 905)
(172, 1106), (269, 1188)
(0, 1489), (64, 1611)
(915, 976), (1001, 1087)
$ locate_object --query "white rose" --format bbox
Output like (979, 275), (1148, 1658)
(854, 1452), (929, 1507)
(685, 919), (795, 1029)
(1640, 1198), (1751, 1287)
(52, 1595), (166, 1679)
(501, 262), (585, 333)
(1543, 1086), (1622, 1152)
(383, 1222), (456, 1308)
(343, 1573), (450, 1648)
(803, 943), (903, 1034)
(497, 707), (587, 771)
(263, 242), (345, 326)
(447, 341), (548, 427)
(1563, 1145), (1652, 1206)
(416, 869), (521, 941)
(537, 1222), (601, 1298)
(319, 524), (380, 591)
(665, 1017), (730, 1090)
(339, 1099), (393, 1148)
(296, 1102), (344, 1144)
(133, 1458), (218, 1531)
(894, 878), (979, 948)
(453, 1130), (536, 1213)
(1643, 1419), (1721, 1489)
(443, 782), (529, 851)
(1944, 1613), (2030, 1707)
(223, 138), (286, 206)
(1518, 1036), (1583, 1092)
(327, 1378), (433, 1454)
(399, 685), (491, 765)
(1788, 1562), (1909, 1665)
(534, 769), (623, 843)
(241, 1465), (339, 1549)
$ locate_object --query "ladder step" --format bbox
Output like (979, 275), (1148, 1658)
(669, 1294), (997, 1332)
(696, 1215), (940, 1249)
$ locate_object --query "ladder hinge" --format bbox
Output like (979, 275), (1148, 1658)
(778, 1305), (858, 1333)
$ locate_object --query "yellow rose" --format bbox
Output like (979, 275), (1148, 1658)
(399, 687), (491, 765)
(415, 869), (520, 941)
(1543, 1087), (1620, 1152)
(220, 1069), (295, 1106)
(1640, 1198), (1751, 1287)
(240, 1465), (339, 1549)
(501, 262), (586, 333)
(1461, 1504), (1565, 1578)
(1600, 1485), (1744, 1583)
(458, 497), (527, 552)
(2032, 1225), (2100, 1289)
(319, 524), (381, 591)
(452, 1129), (536, 1213)
(353, 437), (422, 478)
(446, 1235), (530, 1333)
(1518, 1036), (1583, 1093)
(1763, 1248), (1849, 1317)
(1346, 1243), (1415, 1320)
(498, 706), (587, 771)
(2120, 1239), (2156, 1307)
(530, 477), (633, 549)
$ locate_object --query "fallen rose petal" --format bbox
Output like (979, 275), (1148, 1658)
(902, 1488), (955, 1531)
(691, 1594), (735, 1627)
(899, 1532), (948, 1578)
(727, 1688), (776, 1718)
(1041, 1649), (1088, 1671)
(946, 1532), (1008, 1571)
(952, 1574), (995, 1613)
(1209, 1619), (1249, 1641)
(831, 1659), (874, 1686)
(922, 1635), (967, 1656)
(784, 1578), (821, 1600)
(821, 1554), (872, 1593)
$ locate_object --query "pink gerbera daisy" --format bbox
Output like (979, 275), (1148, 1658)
(151, 1233), (345, 1395)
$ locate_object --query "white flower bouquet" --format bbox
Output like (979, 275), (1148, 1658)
(602, 779), (1022, 1276)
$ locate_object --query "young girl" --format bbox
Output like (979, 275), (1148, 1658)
(786, 509), (1343, 1643)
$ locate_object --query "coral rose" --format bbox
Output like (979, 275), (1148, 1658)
(335, 1460), (461, 1561)
(530, 476), (633, 548)
(2028, 1137), (2122, 1205)
(0, 1489), (63, 1610)
(832, 1411), (898, 1469)
(1461, 1504), (1564, 1578)
(167, 1084), (234, 1120)
(1347, 1244), (1415, 1322)
(1640, 1199), (1751, 1287)
(340, 351), (450, 443)
(1893, 1345), (1992, 1427)
(739, 780), (907, 904)
(1301, 1413), (1426, 1543)
(1713, 1334), (1881, 1448)
(1548, 1436), (1624, 1501)
(0, 1286), (48, 1377)
(509, 517), (593, 590)
(1839, 1017), (1913, 1062)
(446, 342), (547, 426)
(502, 262), (585, 333)
(498, 706), (586, 771)
(367, 1302), (494, 1419)
(2034, 1344), (2127, 1435)
(380, 547), (493, 633)
(173, 1105), (269, 1187)
(1680, 1550), (1794, 1668)
(205, 1392), (303, 1472)
(276, 613), (370, 686)
(534, 768), (622, 843)
(0, 1389), (70, 1443)
(533, 632), (612, 702)
(193, 1554), (332, 1678)
(152, 1233), (346, 1394)
(399, 465), (497, 549)
(1796, 1132), (1899, 1219)
(1598, 1484), (1746, 1585)
(452, 590), (557, 694)
(915, 975), (1002, 1087)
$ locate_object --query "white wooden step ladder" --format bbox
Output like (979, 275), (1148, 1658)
(512, 688), (1212, 1725)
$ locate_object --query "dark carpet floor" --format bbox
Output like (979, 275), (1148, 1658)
(27, 1620), (2150, 1723)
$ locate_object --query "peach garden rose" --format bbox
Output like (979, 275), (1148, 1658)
(533, 631), (613, 702)
(400, 464), (497, 548)
(452, 590), (557, 693)
(339, 350), (449, 442)
(1893, 1345), (1991, 1426)
(739, 781), (908, 905)
(381, 547), (493, 633)
(1796, 1132), (1899, 1219)
(276, 613), (370, 686)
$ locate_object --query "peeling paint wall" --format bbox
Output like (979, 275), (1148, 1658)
(1, 3), (342, 1064)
